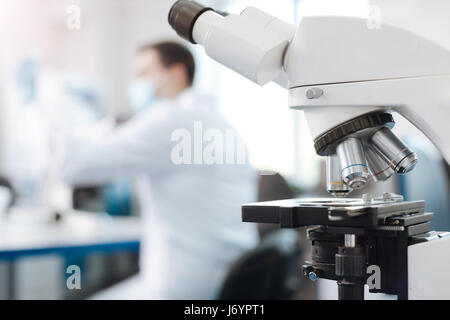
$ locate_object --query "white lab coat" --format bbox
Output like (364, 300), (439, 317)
(59, 89), (259, 299)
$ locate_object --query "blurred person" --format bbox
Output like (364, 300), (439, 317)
(57, 41), (259, 299)
(2, 56), (105, 206)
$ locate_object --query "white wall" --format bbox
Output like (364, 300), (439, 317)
(0, 0), (184, 196)
(0, 0), (178, 116)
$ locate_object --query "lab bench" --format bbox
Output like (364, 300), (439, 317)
(0, 207), (141, 299)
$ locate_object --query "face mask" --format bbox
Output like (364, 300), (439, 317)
(127, 79), (157, 114)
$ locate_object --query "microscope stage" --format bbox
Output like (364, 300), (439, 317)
(242, 198), (429, 229)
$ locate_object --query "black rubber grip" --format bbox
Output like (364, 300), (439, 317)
(168, 0), (213, 44)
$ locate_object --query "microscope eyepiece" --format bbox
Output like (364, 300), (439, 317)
(168, 0), (213, 44)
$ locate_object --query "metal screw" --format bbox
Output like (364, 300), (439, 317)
(306, 87), (323, 99)
(362, 193), (372, 205)
(308, 271), (318, 281)
(382, 192), (392, 201)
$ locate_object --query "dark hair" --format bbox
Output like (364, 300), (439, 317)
(139, 41), (195, 86)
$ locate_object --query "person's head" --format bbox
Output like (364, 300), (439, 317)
(133, 41), (195, 100)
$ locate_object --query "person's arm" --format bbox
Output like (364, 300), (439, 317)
(58, 108), (177, 187)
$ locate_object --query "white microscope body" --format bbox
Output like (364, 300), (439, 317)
(169, 1), (450, 299)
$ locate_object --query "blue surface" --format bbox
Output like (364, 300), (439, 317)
(0, 240), (140, 261)
(400, 138), (450, 231)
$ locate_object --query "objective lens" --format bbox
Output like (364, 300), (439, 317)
(336, 138), (370, 190)
(326, 153), (351, 196)
(370, 127), (418, 174)
(366, 146), (394, 182)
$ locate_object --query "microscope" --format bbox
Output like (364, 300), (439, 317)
(168, 0), (450, 299)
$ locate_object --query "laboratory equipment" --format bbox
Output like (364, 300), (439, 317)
(168, 0), (450, 299)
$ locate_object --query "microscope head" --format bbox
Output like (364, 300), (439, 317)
(169, 0), (450, 196)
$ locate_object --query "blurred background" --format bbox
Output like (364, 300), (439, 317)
(0, 0), (449, 299)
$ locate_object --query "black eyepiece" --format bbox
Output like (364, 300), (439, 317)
(168, 0), (213, 44)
